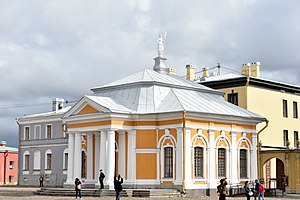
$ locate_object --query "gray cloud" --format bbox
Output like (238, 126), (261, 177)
(0, 0), (300, 147)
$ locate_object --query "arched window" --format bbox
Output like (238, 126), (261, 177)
(33, 150), (41, 170)
(23, 151), (30, 170)
(164, 147), (173, 178)
(240, 149), (247, 178)
(45, 149), (52, 170)
(218, 148), (226, 177)
(194, 147), (204, 178)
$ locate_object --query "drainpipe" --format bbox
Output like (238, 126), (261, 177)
(257, 120), (269, 179)
(4, 150), (8, 185)
(182, 110), (186, 194)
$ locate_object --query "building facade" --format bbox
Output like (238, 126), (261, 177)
(198, 62), (300, 193)
(16, 98), (70, 187)
(61, 53), (265, 196)
(0, 141), (18, 185)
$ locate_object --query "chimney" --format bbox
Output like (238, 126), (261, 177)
(241, 63), (251, 77)
(168, 68), (177, 75)
(250, 62), (260, 78)
(0, 141), (6, 147)
(186, 64), (195, 81)
(52, 98), (64, 111)
(202, 67), (209, 78)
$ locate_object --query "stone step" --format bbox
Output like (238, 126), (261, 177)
(35, 188), (180, 197)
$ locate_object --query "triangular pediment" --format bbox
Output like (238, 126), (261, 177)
(78, 104), (100, 115)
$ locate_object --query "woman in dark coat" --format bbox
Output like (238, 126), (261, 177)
(74, 178), (82, 200)
(244, 181), (251, 200)
(114, 174), (123, 200)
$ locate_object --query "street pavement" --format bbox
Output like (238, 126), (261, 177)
(0, 187), (299, 200)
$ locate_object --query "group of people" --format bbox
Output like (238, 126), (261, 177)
(217, 178), (265, 200)
(244, 179), (265, 200)
(74, 169), (123, 200)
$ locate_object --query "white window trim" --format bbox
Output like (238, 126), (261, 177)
(33, 150), (41, 170)
(24, 126), (30, 140)
(216, 147), (229, 178)
(34, 125), (41, 140)
(63, 148), (68, 170)
(45, 124), (53, 139)
(45, 149), (52, 171)
(238, 148), (250, 180)
(192, 145), (206, 182)
(161, 145), (175, 181)
(23, 151), (30, 172)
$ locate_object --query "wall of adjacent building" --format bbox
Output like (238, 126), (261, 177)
(18, 119), (68, 187)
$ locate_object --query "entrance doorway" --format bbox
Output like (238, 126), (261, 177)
(263, 158), (285, 189)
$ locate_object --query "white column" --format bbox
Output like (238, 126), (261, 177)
(86, 133), (93, 183)
(95, 134), (100, 185)
(208, 129), (217, 188)
(100, 131), (107, 174)
(251, 133), (258, 180)
(118, 131), (126, 177)
(175, 128), (183, 185)
(106, 130), (115, 189)
(66, 132), (75, 184)
(231, 131), (238, 184)
(184, 128), (192, 188)
(74, 132), (82, 180)
(127, 130), (136, 184)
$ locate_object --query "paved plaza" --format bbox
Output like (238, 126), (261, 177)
(0, 187), (298, 200)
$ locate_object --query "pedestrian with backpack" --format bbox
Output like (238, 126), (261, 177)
(217, 178), (228, 200)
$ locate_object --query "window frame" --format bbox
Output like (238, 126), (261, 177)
(163, 146), (173, 178)
(34, 125), (41, 140)
(194, 146), (204, 178)
(294, 131), (299, 147)
(283, 99), (288, 118)
(227, 91), (238, 106)
(283, 130), (289, 147)
(218, 148), (227, 177)
(46, 124), (52, 139)
(24, 126), (30, 140)
(23, 151), (30, 171)
(239, 149), (248, 178)
(293, 101), (298, 118)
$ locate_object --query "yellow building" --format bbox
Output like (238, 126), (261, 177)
(62, 54), (265, 196)
(199, 62), (300, 193)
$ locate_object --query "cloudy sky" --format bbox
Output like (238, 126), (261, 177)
(1, 0), (300, 147)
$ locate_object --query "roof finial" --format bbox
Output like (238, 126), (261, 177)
(157, 32), (167, 57)
(153, 33), (168, 74)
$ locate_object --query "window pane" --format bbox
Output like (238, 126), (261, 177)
(25, 155), (29, 170)
(25, 127), (30, 140)
(240, 149), (247, 178)
(194, 147), (203, 178)
(218, 148), (226, 177)
(228, 92), (238, 106)
(47, 154), (52, 169)
(164, 147), (173, 178)
(293, 102), (298, 118)
(283, 100), (288, 117)
(47, 125), (52, 139)
(283, 130), (288, 146)
(294, 131), (299, 147)
(64, 153), (68, 170)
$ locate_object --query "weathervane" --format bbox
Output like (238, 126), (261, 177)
(157, 32), (167, 57)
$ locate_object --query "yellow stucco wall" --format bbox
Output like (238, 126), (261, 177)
(247, 86), (300, 147)
(136, 130), (156, 148)
(218, 86), (248, 109)
(136, 153), (157, 179)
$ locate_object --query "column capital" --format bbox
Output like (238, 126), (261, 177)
(118, 130), (126, 135)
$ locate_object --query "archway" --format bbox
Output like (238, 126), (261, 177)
(263, 158), (284, 189)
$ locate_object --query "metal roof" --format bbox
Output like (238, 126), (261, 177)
(86, 69), (265, 121)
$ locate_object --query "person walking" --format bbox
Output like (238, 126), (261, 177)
(39, 175), (44, 188)
(254, 179), (260, 200)
(74, 178), (82, 200)
(258, 181), (265, 200)
(114, 174), (123, 200)
(99, 169), (105, 189)
(244, 181), (252, 200)
(217, 178), (228, 200)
